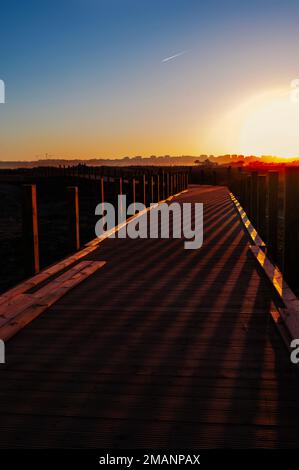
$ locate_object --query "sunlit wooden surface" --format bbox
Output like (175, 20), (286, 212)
(0, 185), (299, 448)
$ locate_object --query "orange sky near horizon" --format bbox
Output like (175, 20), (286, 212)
(2, 1), (299, 161)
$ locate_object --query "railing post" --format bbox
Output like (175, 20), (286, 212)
(237, 169), (244, 204)
(67, 186), (80, 252)
(162, 171), (165, 199)
(250, 171), (258, 224)
(22, 184), (40, 276)
(257, 175), (267, 240)
(101, 176), (105, 211)
(119, 176), (123, 217)
(200, 169), (204, 184)
(119, 175), (123, 196)
(156, 174), (160, 202)
(150, 175), (154, 203)
(243, 174), (250, 212)
(227, 166), (232, 188)
(167, 172), (170, 197)
(283, 167), (299, 286)
(132, 177), (136, 212)
(213, 170), (217, 186)
(142, 174), (147, 206)
(267, 171), (279, 259)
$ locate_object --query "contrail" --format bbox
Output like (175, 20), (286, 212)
(162, 51), (187, 63)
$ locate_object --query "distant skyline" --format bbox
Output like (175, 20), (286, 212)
(1, 0), (299, 160)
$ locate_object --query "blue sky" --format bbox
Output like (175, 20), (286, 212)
(1, 0), (299, 159)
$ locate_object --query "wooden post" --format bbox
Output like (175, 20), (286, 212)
(250, 171), (258, 224)
(283, 167), (299, 286)
(213, 170), (217, 186)
(237, 168), (244, 201)
(119, 176), (123, 216)
(244, 175), (251, 214)
(67, 186), (80, 252)
(242, 174), (246, 208)
(143, 174), (147, 206)
(257, 175), (267, 240)
(132, 177), (136, 212)
(267, 171), (279, 259)
(162, 171), (165, 199)
(100, 175), (105, 212)
(151, 175), (154, 202)
(156, 174), (160, 202)
(227, 166), (232, 189)
(119, 176), (123, 196)
(22, 184), (40, 276)
(167, 172), (170, 197)
(200, 170), (204, 184)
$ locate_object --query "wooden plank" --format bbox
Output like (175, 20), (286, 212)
(250, 245), (299, 340)
(0, 261), (106, 341)
(0, 245), (97, 306)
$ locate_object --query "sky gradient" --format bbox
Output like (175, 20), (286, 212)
(1, 0), (299, 160)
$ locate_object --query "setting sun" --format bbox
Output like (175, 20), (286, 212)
(208, 87), (299, 158)
(239, 88), (299, 158)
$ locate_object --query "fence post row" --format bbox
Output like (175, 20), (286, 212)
(19, 166), (190, 275)
(227, 166), (299, 292)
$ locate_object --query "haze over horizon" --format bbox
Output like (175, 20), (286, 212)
(1, 0), (299, 161)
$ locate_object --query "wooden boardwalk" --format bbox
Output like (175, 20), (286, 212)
(1, 185), (299, 448)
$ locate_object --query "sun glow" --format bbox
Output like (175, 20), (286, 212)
(207, 87), (299, 158)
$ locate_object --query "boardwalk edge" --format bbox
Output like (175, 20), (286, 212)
(230, 192), (299, 347)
